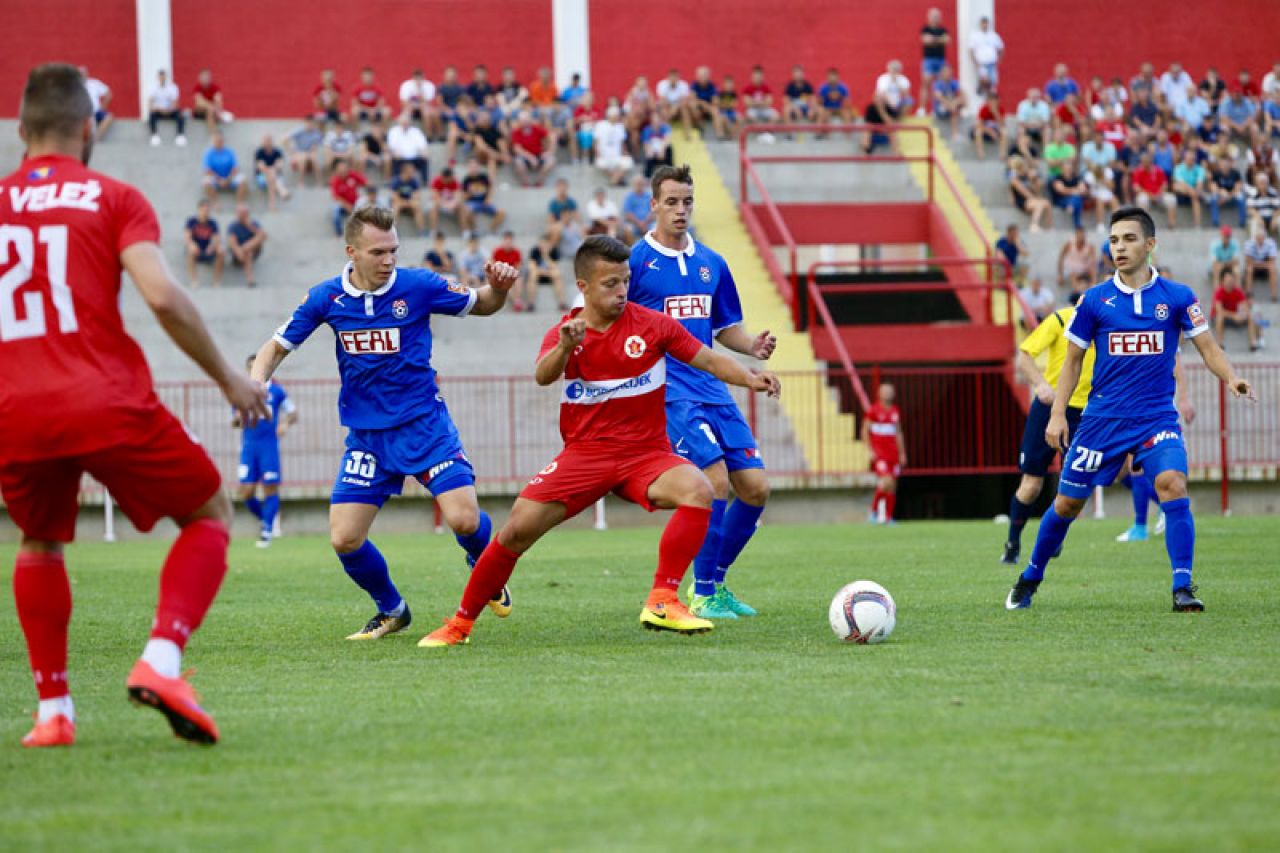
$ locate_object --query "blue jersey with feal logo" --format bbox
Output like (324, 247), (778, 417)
(239, 382), (293, 446)
(627, 233), (743, 405)
(273, 264), (477, 429)
(1065, 269), (1207, 419)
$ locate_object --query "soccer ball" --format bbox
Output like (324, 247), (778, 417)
(828, 581), (896, 644)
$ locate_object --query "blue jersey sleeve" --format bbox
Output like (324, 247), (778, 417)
(710, 256), (744, 333)
(274, 287), (328, 352)
(1064, 291), (1097, 349)
(418, 269), (478, 317)
(1178, 285), (1211, 338)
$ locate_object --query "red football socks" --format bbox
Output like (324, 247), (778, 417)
(14, 551), (72, 700)
(652, 505), (712, 593)
(457, 539), (521, 620)
(885, 492), (897, 521)
(151, 518), (229, 650)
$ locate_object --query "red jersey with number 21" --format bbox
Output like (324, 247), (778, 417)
(538, 303), (703, 449)
(0, 153), (163, 461)
(867, 402), (901, 463)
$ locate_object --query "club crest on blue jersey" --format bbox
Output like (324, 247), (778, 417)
(1155, 303), (1169, 320)
(699, 265), (711, 282)
(393, 298), (408, 319)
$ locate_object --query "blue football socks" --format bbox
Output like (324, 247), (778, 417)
(1021, 506), (1075, 583)
(261, 495), (280, 534)
(1161, 497), (1195, 590)
(245, 496), (263, 520)
(337, 539), (403, 614)
(1131, 475), (1155, 526)
(1007, 495), (1033, 547)
(455, 511), (492, 565)
(715, 499), (764, 584)
(692, 499), (727, 597)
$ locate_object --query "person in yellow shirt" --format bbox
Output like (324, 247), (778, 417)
(1002, 290), (1096, 564)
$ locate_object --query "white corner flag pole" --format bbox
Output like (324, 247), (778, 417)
(103, 489), (117, 542)
(593, 498), (608, 531)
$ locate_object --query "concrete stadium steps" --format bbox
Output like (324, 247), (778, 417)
(676, 134), (866, 474)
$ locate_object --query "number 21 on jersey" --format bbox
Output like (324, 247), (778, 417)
(0, 224), (78, 342)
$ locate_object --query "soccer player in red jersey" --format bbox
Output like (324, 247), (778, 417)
(862, 383), (906, 524)
(420, 235), (781, 647)
(0, 65), (269, 747)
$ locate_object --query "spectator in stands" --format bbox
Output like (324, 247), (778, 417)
(147, 69), (186, 146)
(586, 186), (621, 236)
(1199, 67), (1227, 108)
(995, 223), (1028, 282)
(354, 183), (382, 211)
(1244, 222), (1279, 300)
(522, 232), (565, 312)
(461, 159), (506, 232)
(1219, 88), (1258, 143)
(1043, 126), (1077, 179)
(1128, 88), (1160, 142)
(713, 75), (742, 140)
(1053, 92), (1087, 135)
(1264, 62), (1280, 99)
(1247, 172), (1280, 236)
(467, 65), (495, 113)
(202, 131), (246, 208)
(929, 65), (965, 139)
(495, 66), (528, 123)
(1212, 267), (1260, 351)
(655, 68), (694, 136)
(399, 68), (438, 135)
(360, 124), (392, 180)
(1007, 155), (1052, 232)
(184, 200), (223, 288)
(972, 91), (1005, 160)
(287, 117), (325, 185)
(917, 8), (949, 117)
(1130, 62), (1157, 98)
(1044, 63), (1079, 105)
(1247, 138), (1280, 185)
(1015, 88), (1051, 156)
(253, 134), (290, 209)
(818, 68), (854, 124)
(546, 177), (583, 251)
(874, 59), (912, 121)
(430, 165), (466, 233)
(469, 110), (510, 183)
(1170, 147), (1205, 228)
(1080, 125), (1117, 172)
(1263, 91), (1280, 141)
(191, 68), (229, 133)
(1084, 162), (1120, 230)
(1238, 69), (1262, 100)
(594, 106), (634, 185)
(1209, 226), (1241, 283)
(622, 174), (654, 242)
(783, 65), (817, 124)
(387, 112), (429, 182)
(742, 66), (780, 130)
(437, 65), (465, 131)
(325, 120), (363, 175)
(81, 67), (113, 140)
(351, 67), (390, 131)
(1050, 159), (1088, 230)
(1057, 227), (1098, 287)
(528, 66), (562, 123)
(1150, 129), (1177, 178)
(1176, 82), (1213, 131)
(690, 66), (718, 130)
(968, 15), (1003, 96)
(458, 232), (487, 287)
(389, 161), (427, 235)
(510, 109), (556, 187)
(423, 231), (457, 277)
(329, 159), (366, 236)
(1130, 152), (1177, 228)
(491, 230), (522, 272)
(313, 69), (345, 124)
(641, 112), (673, 177)
(226, 204), (266, 289)
(571, 91), (601, 163)
(623, 76), (656, 150)
(1158, 63), (1194, 113)
(1019, 277), (1056, 323)
(1208, 157), (1248, 228)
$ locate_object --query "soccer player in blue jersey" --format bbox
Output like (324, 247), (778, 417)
(1006, 207), (1255, 613)
(627, 164), (777, 620)
(250, 206), (519, 639)
(234, 354), (298, 548)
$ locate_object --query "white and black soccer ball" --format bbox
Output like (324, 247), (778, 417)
(829, 580), (896, 644)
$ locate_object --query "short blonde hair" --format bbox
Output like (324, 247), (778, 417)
(344, 205), (395, 246)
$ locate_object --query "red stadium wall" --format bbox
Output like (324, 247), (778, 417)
(589, 0), (943, 107)
(0, 0), (139, 117)
(997, 0), (1280, 100)
(170, 0), (555, 117)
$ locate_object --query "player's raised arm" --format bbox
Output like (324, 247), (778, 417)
(251, 338), (290, 384)
(470, 261), (519, 315)
(1190, 330), (1256, 400)
(715, 324), (777, 360)
(121, 241), (268, 424)
(535, 318), (586, 385)
(687, 346), (780, 398)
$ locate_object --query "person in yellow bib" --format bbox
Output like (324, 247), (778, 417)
(1002, 289), (1096, 564)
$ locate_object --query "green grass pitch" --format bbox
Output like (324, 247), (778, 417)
(2, 516), (1278, 850)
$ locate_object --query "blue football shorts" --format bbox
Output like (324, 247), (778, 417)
(1057, 411), (1188, 500)
(331, 404), (475, 506)
(239, 439), (281, 484)
(666, 400), (764, 472)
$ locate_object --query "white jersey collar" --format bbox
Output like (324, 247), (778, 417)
(644, 231), (696, 276)
(1111, 266), (1160, 295)
(341, 262), (398, 297)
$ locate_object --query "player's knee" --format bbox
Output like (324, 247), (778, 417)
(1153, 471), (1187, 501)
(1015, 476), (1043, 503)
(1053, 495), (1086, 518)
(735, 475), (770, 505)
(184, 489), (233, 530)
(448, 507), (480, 537)
(330, 529), (366, 554)
(682, 477), (715, 509)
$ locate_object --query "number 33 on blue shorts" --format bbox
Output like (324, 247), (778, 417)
(1057, 412), (1188, 500)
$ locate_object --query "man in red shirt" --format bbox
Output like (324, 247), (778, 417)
(329, 159), (367, 236)
(1131, 152), (1177, 228)
(313, 68), (346, 124)
(350, 67), (390, 130)
(1212, 267), (1260, 350)
(491, 229), (523, 270)
(191, 68), (229, 133)
(429, 165), (465, 232)
(510, 109), (556, 187)
(742, 66), (779, 125)
(419, 235), (781, 647)
(862, 383), (906, 523)
(0, 64), (269, 748)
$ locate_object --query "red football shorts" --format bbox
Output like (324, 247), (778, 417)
(520, 444), (691, 519)
(872, 457), (901, 477)
(0, 407), (222, 542)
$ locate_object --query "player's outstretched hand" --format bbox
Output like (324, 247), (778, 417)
(749, 369), (781, 398)
(484, 261), (520, 293)
(558, 317), (587, 350)
(224, 373), (270, 427)
(751, 329), (778, 360)
(1228, 376), (1257, 401)
(1044, 410), (1070, 451)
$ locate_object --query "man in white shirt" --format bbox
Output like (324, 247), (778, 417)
(398, 68), (440, 140)
(1158, 62), (1194, 112)
(585, 187), (621, 237)
(147, 69), (186, 147)
(1261, 62), (1280, 98)
(80, 67), (113, 140)
(655, 68), (693, 136)
(874, 60), (912, 119)
(593, 106), (633, 186)
(1018, 278), (1057, 323)
(386, 113), (429, 181)
(968, 16), (1004, 95)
